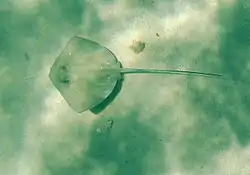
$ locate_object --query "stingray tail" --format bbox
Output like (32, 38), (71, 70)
(119, 68), (224, 79)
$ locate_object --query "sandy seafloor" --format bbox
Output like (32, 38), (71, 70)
(1, 0), (250, 174)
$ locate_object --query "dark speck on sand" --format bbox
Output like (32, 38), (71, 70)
(25, 52), (30, 61)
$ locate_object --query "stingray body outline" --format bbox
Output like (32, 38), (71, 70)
(49, 36), (225, 114)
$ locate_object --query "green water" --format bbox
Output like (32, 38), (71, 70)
(0, 0), (250, 174)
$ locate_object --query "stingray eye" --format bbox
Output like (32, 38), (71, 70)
(59, 74), (70, 84)
(58, 65), (71, 85)
(60, 65), (68, 71)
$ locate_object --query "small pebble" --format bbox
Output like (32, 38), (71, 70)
(129, 40), (146, 54)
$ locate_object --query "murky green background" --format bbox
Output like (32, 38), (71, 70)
(1, 0), (250, 174)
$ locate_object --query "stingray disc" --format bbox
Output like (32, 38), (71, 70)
(49, 36), (122, 113)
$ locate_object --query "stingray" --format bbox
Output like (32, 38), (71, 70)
(49, 36), (225, 114)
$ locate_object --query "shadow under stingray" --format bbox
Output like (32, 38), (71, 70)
(90, 50), (125, 114)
